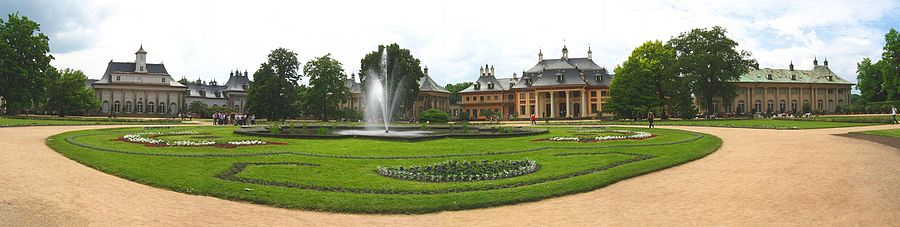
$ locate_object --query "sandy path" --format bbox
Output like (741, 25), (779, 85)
(1, 124), (898, 226)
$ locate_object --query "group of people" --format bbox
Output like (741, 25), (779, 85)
(212, 112), (255, 126)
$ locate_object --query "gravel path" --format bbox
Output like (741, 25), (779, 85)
(1, 124), (898, 226)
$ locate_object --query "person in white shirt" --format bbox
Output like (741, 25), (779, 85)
(892, 105), (898, 124)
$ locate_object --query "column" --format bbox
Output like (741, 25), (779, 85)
(565, 90), (571, 117)
(535, 91), (540, 117)
(581, 90), (587, 117)
(549, 91), (555, 118)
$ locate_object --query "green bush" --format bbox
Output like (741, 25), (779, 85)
(419, 108), (450, 123)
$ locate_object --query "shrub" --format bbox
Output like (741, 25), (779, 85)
(419, 108), (449, 123)
(376, 159), (538, 182)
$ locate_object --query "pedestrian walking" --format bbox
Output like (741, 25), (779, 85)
(647, 111), (655, 129)
(892, 105), (898, 124)
(530, 114), (537, 125)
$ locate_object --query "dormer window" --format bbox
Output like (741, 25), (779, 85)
(766, 74), (773, 80)
(162, 78), (166, 83)
(474, 83), (481, 90)
(242, 84), (249, 90)
(487, 82), (494, 89)
(595, 75), (602, 81)
(827, 76), (833, 81)
(140, 66), (144, 72)
(116, 76), (121, 81)
(556, 73), (564, 81)
(199, 90), (206, 97)
(510, 83), (515, 88)
(791, 75), (796, 80)
(525, 78), (532, 85)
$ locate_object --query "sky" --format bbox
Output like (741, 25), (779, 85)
(2, 0), (898, 92)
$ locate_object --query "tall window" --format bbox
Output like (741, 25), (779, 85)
(779, 100), (786, 113)
(147, 102), (155, 113)
(125, 101), (133, 113)
(158, 102), (166, 114)
(754, 100), (762, 113)
(817, 100), (824, 111)
(113, 101), (121, 113)
(767, 100), (774, 113)
(737, 100), (745, 114)
(136, 101), (144, 113)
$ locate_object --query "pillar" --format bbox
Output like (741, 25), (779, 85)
(581, 90), (587, 117)
(549, 91), (555, 118)
(535, 91), (541, 117)
(565, 90), (571, 117)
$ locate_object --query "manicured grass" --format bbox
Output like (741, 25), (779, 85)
(0, 116), (184, 127)
(47, 125), (720, 214)
(542, 118), (878, 129)
(778, 115), (895, 124)
(857, 128), (900, 138)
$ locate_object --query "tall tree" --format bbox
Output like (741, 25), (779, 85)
(44, 68), (100, 116)
(246, 48), (303, 121)
(607, 40), (677, 119)
(303, 54), (350, 120)
(881, 28), (899, 100)
(856, 57), (887, 102)
(667, 26), (756, 115)
(0, 13), (53, 115)
(359, 44), (425, 119)
(445, 82), (473, 104)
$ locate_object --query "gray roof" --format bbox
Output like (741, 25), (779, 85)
(460, 74), (507, 93)
(186, 82), (227, 99)
(524, 58), (604, 74)
(93, 61), (186, 87)
(223, 74), (250, 92)
(419, 73), (450, 93)
(735, 65), (854, 85)
(345, 78), (363, 94)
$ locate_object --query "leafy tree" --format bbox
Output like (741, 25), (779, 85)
(856, 57), (888, 102)
(419, 108), (449, 123)
(881, 28), (899, 100)
(247, 48), (303, 121)
(178, 77), (189, 85)
(188, 101), (210, 117)
(0, 13), (53, 115)
(606, 40), (687, 119)
(668, 26), (756, 115)
(359, 44), (425, 119)
(445, 82), (473, 104)
(303, 54), (350, 121)
(44, 68), (99, 116)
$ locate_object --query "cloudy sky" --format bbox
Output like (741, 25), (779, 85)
(2, 0), (898, 91)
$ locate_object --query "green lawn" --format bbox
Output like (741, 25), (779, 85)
(0, 116), (184, 127)
(48, 125), (720, 214)
(857, 128), (900, 138)
(542, 118), (878, 129)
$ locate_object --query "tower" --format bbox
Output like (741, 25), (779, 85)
(562, 45), (569, 60)
(824, 57), (829, 67)
(813, 56), (818, 66)
(135, 45), (147, 73)
(789, 61), (794, 71)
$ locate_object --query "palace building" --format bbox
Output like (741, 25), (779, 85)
(91, 46), (251, 116)
(341, 67), (451, 119)
(459, 46), (613, 120)
(713, 58), (854, 114)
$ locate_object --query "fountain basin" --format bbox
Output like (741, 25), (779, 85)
(234, 125), (548, 142)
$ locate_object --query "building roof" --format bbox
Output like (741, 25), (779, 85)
(460, 73), (510, 93)
(345, 78), (363, 94)
(92, 61), (186, 87)
(524, 57), (604, 74)
(186, 82), (227, 99)
(418, 73), (450, 93)
(735, 65), (854, 85)
(223, 73), (250, 92)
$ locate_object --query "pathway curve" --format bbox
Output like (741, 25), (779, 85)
(1, 124), (898, 226)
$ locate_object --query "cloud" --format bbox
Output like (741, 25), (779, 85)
(2, 0), (897, 93)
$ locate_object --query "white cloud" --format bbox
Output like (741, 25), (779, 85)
(3, 0), (896, 91)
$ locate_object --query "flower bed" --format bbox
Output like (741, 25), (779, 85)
(376, 159), (538, 182)
(120, 131), (274, 148)
(538, 129), (654, 142)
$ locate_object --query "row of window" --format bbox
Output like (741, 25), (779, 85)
(115, 75), (167, 83)
(104, 100), (171, 113)
(742, 87), (847, 95)
(733, 99), (844, 113)
(466, 91), (610, 102)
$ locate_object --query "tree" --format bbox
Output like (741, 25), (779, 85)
(856, 57), (888, 102)
(188, 101), (210, 117)
(359, 44), (425, 120)
(880, 28), (899, 100)
(668, 26), (756, 115)
(445, 82), (473, 104)
(0, 13), (53, 115)
(606, 40), (685, 119)
(44, 68), (99, 116)
(303, 54), (350, 121)
(246, 48), (303, 121)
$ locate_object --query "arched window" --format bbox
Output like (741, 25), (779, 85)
(136, 101), (144, 113)
(779, 100), (786, 113)
(102, 101), (110, 113)
(113, 101), (121, 113)
(147, 102), (155, 113)
(170, 103), (177, 114)
(125, 101), (133, 113)
(158, 102), (166, 114)
(828, 99), (834, 112)
(802, 100), (810, 112)
(754, 100), (762, 113)
(767, 100), (774, 113)
(791, 100), (798, 113)
(838, 99), (844, 107)
(737, 100), (745, 114)
(817, 100), (824, 111)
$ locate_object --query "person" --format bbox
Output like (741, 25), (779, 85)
(647, 111), (655, 128)
(892, 105), (898, 124)
(530, 113), (537, 125)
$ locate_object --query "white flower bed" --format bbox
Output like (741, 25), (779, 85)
(548, 129), (653, 142)
(227, 140), (267, 146)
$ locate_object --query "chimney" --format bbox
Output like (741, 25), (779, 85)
(490, 65), (495, 76)
(480, 66), (484, 76)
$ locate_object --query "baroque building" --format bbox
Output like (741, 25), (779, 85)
(713, 58), (854, 114)
(91, 46), (187, 116)
(184, 70), (250, 112)
(460, 46), (613, 120)
(341, 67), (451, 119)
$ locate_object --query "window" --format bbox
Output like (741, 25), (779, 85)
(519, 93), (526, 99)
(158, 102), (166, 114)
(591, 91), (597, 97)
(125, 101), (133, 112)
(778, 88), (787, 94)
(147, 102), (155, 113)
(508, 94), (514, 101)
(803, 89), (811, 94)
(113, 101), (121, 113)
(102, 100), (109, 113)
(486, 96), (491, 101)
(754, 100), (762, 113)
(838, 89), (844, 94)
(791, 100), (798, 112)
(480, 96), (484, 101)
(136, 101), (143, 113)
(573, 91), (580, 97)
(767, 88), (776, 94)
(529, 93), (535, 99)
(828, 89), (834, 94)
(737, 100), (745, 114)
(494, 95), (498, 100)
(754, 88), (763, 94)
(520, 106), (526, 114)
(779, 100), (786, 112)
(791, 88), (799, 94)
(591, 104), (598, 113)
(234, 105), (240, 111)
(767, 100), (774, 112)
(817, 100), (824, 111)
(162, 78), (166, 83)
(601, 91), (609, 97)
(465, 96), (470, 102)
(140, 66), (144, 71)
(116, 76), (121, 81)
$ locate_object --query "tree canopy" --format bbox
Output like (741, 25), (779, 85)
(43, 68), (100, 116)
(247, 48), (303, 121)
(607, 40), (695, 119)
(359, 43), (425, 119)
(0, 13), (53, 114)
(856, 28), (900, 102)
(668, 26), (756, 115)
(445, 82), (473, 104)
(303, 54), (350, 120)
